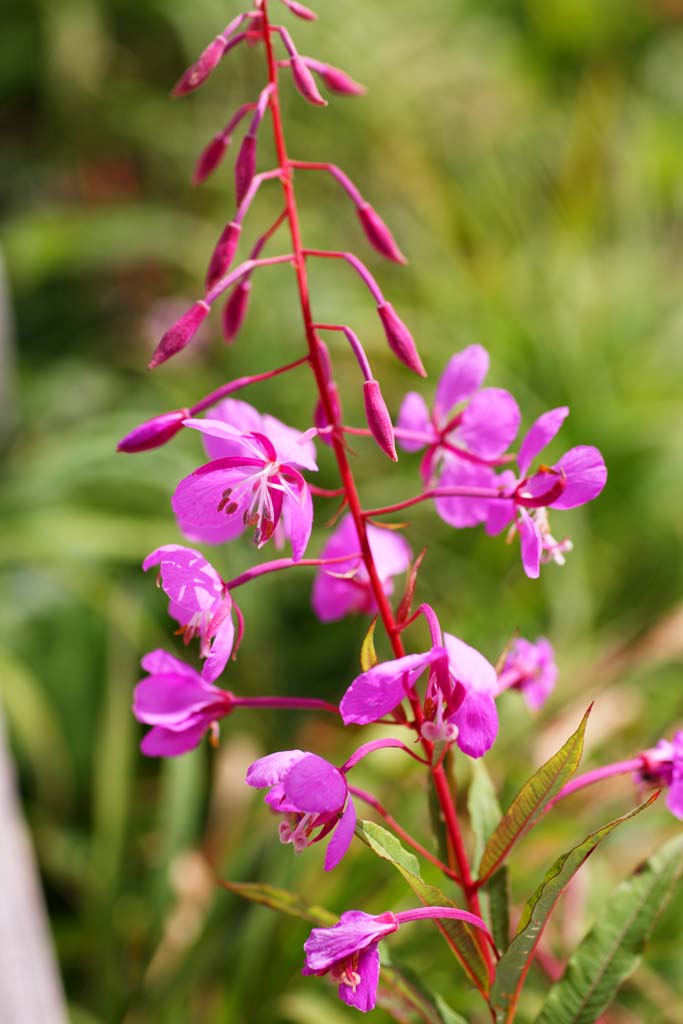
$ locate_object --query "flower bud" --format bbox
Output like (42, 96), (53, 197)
(172, 36), (226, 97)
(235, 134), (257, 205)
(357, 202), (406, 264)
(117, 408), (190, 453)
(205, 221), (242, 291)
(148, 300), (210, 369)
(221, 280), (251, 342)
(377, 302), (426, 377)
(193, 132), (229, 186)
(315, 63), (365, 96)
(314, 384), (342, 446)
(290, 57), (328, 107)
(363, 380), (398, 461)
(280, 0), (317, 19)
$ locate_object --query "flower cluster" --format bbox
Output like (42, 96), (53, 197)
(117, 1), (680, 1017)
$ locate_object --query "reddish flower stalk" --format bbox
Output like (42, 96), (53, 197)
(258, 0), (489, 970)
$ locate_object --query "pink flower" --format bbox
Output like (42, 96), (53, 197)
(246, 750), (357, 870)
(312, 515), (411, 622)
(303, 910), (399, 1012)
(639, 733), (683, 820)
(302, 904), (490, 1012)
(142, 545), (234, 682)
(133, 650), (234, 756)
(397, 344), (520, 484)
(172, 399), (317, 559)
(483, 407), (607, 579)
(340, 634), (499, 758)
(497, 637), (557, 710)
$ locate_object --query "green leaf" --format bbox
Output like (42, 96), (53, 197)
(360, 616), (379, 671)
(468, 760), (502, 868)
(218, 880), (337, 926)
(478, 706), (591, 882)
(379, 956), (466, 1024)
(486, 868), (510, 952)
(356, 820), (492, 996)
(490, 793), (658, 1023)
(534, 832), (683, 1024)
(434, 994), (470, 1024)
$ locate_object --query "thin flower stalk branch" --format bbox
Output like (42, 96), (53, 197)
(541, 758), (646, 817)
(225, 553), (365, 590)
(190, 355), (310, 415)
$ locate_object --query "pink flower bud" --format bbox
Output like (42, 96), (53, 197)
(235, 134), (257, 205)
(172, 36), (226, 97)
(148, 300), (211, 369)
(290, 57), (328, 107)
(315, 63), (365, 96)
(280, 0), (317, 19)
(377, 302), (426, 377)
(205, 221), (242, 291)
(357, 203), (406, 264)
(314, 385), (342, 446)
(363, 380), (398, 461)
(317, 339), (334, 384)
(193, 132), (229, 186)
(221, 280), (251, 342)
(117, 408), (190, 453)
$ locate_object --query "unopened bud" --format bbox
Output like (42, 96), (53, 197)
(357, 203), (406, 264)
(235, 134), (257, 205)
(148, 300), (211, 369)
(172, 36), (226, 97)
(363, 380), (398, 461)
(315, 62), (365, 96)
(117, 408), (190, 453)
(290, 56), (328, 107)
(314, 384), (342, 446)
(280, 0), (317, 19)
(205, 221), (242, 291)
(221, 280), (251, 342)
(377, 302), (426, 377)
(193, 132), (229, 186)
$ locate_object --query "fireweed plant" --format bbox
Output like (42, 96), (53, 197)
(119, 1), (683, 1019)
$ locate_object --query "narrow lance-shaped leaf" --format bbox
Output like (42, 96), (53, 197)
(355, 820), (493, 996)
(533, 832), (683, 1024)
(478, 705), (591, 882)
(490, 793), (659, 1024)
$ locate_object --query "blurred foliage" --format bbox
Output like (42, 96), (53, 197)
(1, 0), (683, 1021)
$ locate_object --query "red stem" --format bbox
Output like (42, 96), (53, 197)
(259, 0), (490, 983)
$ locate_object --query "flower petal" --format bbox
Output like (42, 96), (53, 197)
(303, 911), (398, 973)
(201, 614), (235, 683)
(444, 634), (497, 695)
(457, 387), (520, 459)
(140, 722), (208, 757)
(281, 474), (314, 561)
(283, 754), (348, 814)
(172, 459), (258, 545)
(340, 649), (446, 726)
(434, 460), (498, 529)
(518, 406), (569, 477)
(133, 672), (218, 724)
(324, 798), (357, 871)
(451, 690), (498, 758)
(339, 944), (381, 1012)
(551, 446), (607, 509)
(434, 345), (489, 420)
(519, 510), (541, 579)
(246, 749), (307, 788)
(396, 392), (431, 452)
(140, 649), (196, 677)
(143, 544), (224, 613)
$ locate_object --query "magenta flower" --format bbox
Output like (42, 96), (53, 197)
(482, 407), (607, 579)
(340, 634), (498, 758)
(246, 749), (357, 871)
(497, 637), (557, 710)
(133, 650), (234, 757)
(143, 545), (234, 682)
(303, 910), (398, 1012)
(639, 733), (683, 819)
(312, 515), (411, 622)
(172, 399), (317, 559)
(396, 344), (520, 485)
(303, 904), (490, 1012)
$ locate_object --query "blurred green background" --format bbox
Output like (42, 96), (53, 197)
(1, 0), (683, 1021)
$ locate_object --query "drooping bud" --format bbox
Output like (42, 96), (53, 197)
(221, 280), (252, 343)
(205, 222), (242, 291)
(377, 302), (426, 377)
(363, 380), (398, 461)
(313, 62), (365, 96)
(117, 408), (190, 453)
(290, 56), (328, 107)
(235, 134), (257, 205)
(172, 36), (226, 97)
(314, 384), (342, 446)
(148, 300), (211, 369)
(280, 0), (317, 19)
(357, 203), (406, 264)
(193, 132), (229, 186)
